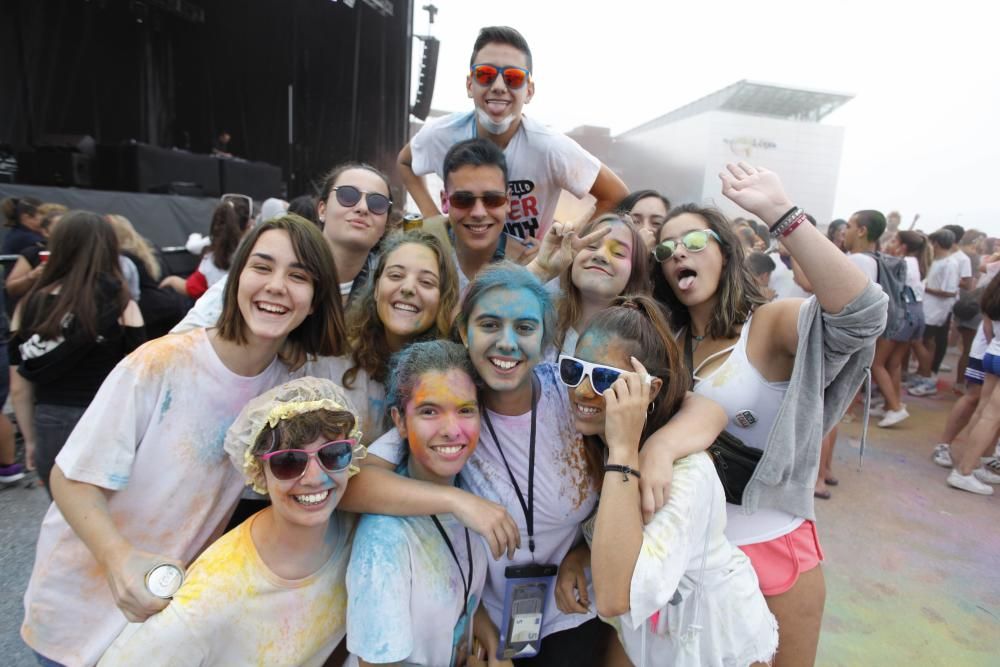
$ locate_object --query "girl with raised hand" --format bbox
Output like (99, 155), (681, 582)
(21, 214), (347, 667)
(340, 262), (724, 666)
(346, 340), (493, 667)
(563, 295), (776, 666)
(296, 230), (459, 444)
(554, 213), (650, 358)
(99, 377), (363, 666)
(645, 163), (887, 666)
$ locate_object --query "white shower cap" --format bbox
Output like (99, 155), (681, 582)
(224, 377), (366, 494)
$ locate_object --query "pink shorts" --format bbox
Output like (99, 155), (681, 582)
(738, 520), (825, 596)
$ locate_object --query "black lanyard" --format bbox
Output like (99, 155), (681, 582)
(430, 515), (474, 618)
(480, 376), (539, 555)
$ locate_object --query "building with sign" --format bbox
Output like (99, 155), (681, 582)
(606, 80), (853, 224)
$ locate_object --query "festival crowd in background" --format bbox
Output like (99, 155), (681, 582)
(1, 24), (997, 667)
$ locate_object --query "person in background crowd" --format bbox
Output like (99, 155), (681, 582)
(1, 196), (45, 255)
(932, 319), (990, 471)
(616, 189), (671, 250)
(99, 378), (361, 666)
(826, 219), (847, 253)
(346, 340), (492, 667)
(554, 213), (650, 358)
(953, 229), (988, 392)
(160, 198), (252, 300)
(943, 271), (1000, 495)
(5, 203), (67, 307)
(942, 224), (974, 291)
(105, 215), (188, 339)
(9, 211), (145, 496)
(398, 26), (628, 245)
(746, 251), (777, 301)
(21, 215), (346, 667)
(211, 129), (233, 158)
(288, 194), (320, 227)
(0, 270), (22, 483)
(568, 296), (777, 666)
(648, 163), (887, 666)
(909, 230), (960, 397)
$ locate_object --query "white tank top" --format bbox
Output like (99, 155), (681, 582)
(690, 317), (805, 546)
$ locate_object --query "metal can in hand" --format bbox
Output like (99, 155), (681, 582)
(145, 563), (184, 599)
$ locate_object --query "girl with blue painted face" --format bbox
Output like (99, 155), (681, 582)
(342, 262), (726, 666)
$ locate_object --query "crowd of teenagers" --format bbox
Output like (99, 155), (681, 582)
(3, 22), (995, 667)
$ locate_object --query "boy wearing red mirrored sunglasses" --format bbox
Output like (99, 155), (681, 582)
(398, 26), (627, 244)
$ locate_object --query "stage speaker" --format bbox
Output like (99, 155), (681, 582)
(411, 36), (439, 120)
(37, 134), (97, 157)
(17, 151), (94, 187)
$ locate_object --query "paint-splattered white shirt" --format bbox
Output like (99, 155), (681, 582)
(22, 328), (288, 667)
(346, 466), (488, 666)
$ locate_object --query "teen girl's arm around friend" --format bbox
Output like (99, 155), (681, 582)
(338, 452), (521, 560)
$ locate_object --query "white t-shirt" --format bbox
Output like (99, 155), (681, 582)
(952, 249), (973, 282)
(368, 363), (599, 640)
(346, 468), (488, 666)
(292, 355), (388, 445)
(904, 256), (924, 302)
(922, 258), (960, 326)
(99, 511), (354, 667)
(987, 332), (1000, 358)
(21, 328), (288, 667)
(847, 252), (879, 283)
(197, 252), (228, 289)
(410, 111), (601, 240)
(767, 254), (810, 300)
(583, 453), (777, 667)
(172, 275), (227, 333)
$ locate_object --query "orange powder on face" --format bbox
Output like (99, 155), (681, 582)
(405, 370), (479, 462)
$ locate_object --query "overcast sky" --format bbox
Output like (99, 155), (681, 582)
(408, 0), (1000, 237)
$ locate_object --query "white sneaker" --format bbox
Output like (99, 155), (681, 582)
(869, 405), (887, 417)
(878, 408), (910, 428)
(982, 456), (1000, 475)
(974, 467), (1000, 485)
(933, 444), (953, 467)
(940, 362), (953, 373)
(908, 378), (937, 396)
(947, 470), (994, 495)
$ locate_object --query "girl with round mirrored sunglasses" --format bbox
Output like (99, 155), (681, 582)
(332, 185), (392, 216)
(259, 439), (358, 481)
(652, 229), (722, 262)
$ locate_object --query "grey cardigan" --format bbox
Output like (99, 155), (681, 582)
(734, 282), (888, 521)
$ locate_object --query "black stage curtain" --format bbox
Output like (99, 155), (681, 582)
(0, 0), (413, 197)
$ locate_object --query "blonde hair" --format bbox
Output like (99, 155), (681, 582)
(106, 214), (162, 280)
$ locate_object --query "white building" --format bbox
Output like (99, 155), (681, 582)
(610, 80), (853, 224)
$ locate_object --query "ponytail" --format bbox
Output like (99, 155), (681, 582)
(208, 200), (251, 271)
(2, 196), (42, 228)
(897, 230), (932, 280)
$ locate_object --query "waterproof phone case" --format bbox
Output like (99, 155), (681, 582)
(496, 563), (557, 660)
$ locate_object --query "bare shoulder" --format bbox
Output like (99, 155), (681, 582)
(751, 298), (807, 358)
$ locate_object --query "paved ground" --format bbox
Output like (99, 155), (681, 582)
(1, 356), (997, 666)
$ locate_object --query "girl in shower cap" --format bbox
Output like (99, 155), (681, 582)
(100, 376), (365, 667)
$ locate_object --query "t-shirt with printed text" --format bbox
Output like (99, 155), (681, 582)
(409, 111), (601, 240)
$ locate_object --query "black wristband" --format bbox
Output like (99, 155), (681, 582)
(768, 205), (799, 233)
(604, 464), (641, 481)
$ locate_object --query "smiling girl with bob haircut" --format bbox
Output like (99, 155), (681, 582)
(341, 262), (725, 666)
(100, 377), (363, 666)
(22, 214), (348, 667)
(646, 163), (887, 666)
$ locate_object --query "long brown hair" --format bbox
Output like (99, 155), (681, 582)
(20, 211), (129, 339)
(555, 214), (650, 351)
(208, 200), (251, 271)
(576, 295), (690, 491)
(896, 230), (932, 280)
(343, 230), (459, 387)
(217, 214), (347, 357)
(651, 204), (768, 339)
